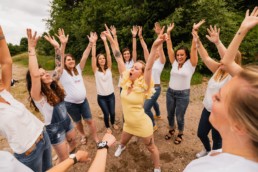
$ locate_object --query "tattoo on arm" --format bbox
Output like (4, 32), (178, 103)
(114, 50), (121, 58)
(55, 48), (61, 67)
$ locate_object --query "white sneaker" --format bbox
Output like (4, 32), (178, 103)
(114, 145), (126, 157)
(196, 149), (209, 158)
(154, 168), (161, 172)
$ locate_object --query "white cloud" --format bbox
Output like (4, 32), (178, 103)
(0, 0), (52, 45)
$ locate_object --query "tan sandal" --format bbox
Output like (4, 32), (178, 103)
(80, 136), (87, 145)
(113, 124), (119, 130)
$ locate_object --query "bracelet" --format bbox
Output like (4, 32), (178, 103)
(0, 35), (5, 40)
(28, 54), (36, 56)
(93, 44), (96, 46)
(139, 37), (143, 40)
(132, 36), (136, 38)
(113, 36), (117, 38)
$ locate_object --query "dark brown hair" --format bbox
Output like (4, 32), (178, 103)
(64, 54), (78, 76)
(96, 54), (108, 72)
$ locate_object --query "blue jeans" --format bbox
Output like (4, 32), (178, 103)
(65, 98), (92, 122)
(197, 108), (222, 151)
(14, 130), (52, 172)
(144, 86), (161, 126)
(97, 93), (116, 128)
(166, 88), (190, 132)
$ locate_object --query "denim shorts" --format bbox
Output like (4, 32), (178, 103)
(45, 117), (73, 145)
(65, 98), (92, 123)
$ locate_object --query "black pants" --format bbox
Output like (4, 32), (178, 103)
(197, 108), (222, 151)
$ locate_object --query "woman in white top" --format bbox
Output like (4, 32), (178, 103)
(91, 31), (118, 133)
(165, 20), (204, 144)
(137, 24), (166, 130)
(184, 8), (258, 171)
(0, 26), (52, 172)
(111, 25), (138, 90)
(26, 29), (76, 163)
(193, 26), (241, 158)
(44, 29), (99, 145)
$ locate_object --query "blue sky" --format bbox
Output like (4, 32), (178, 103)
(0, 0), (51, 44)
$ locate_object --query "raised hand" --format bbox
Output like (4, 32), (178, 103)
(154, 22), (162, 35)
(206, 25), (220, 44)
(110, 25), (117, 37)
(44, 34), (59, 49)
(56, 28), (69, 45)
(193, 19), (205, 34)
(100, 32), (106, 41)
(88, 32), (98, 43)
(152, 26), (167, 48)
(27, 29), (40, 48)
(131, 25), (138, 37)
(167, 22), (174, 34)
(240, 7), (258, 31)
(138, 26), (143, 38)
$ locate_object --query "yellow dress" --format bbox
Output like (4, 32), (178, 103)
(120, 70), (155, 137)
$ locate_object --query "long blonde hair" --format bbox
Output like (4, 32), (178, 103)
(214, 51), (242, 81)
(228, 65), (258, 150)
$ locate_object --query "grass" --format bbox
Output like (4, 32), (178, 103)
(13, 53), (203, 86)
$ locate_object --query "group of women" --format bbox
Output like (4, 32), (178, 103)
(0, 7), (258, 172)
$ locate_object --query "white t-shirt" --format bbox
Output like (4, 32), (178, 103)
(60, 65), (86, 103)
(118, 59), (134, 87)
(95, 68), (114, 96)
(0, 151), (33, 172)
(184, 152), (258, 172)
(0, 90), (44, 154)
(203, 73), (231, 112)
(152, 58), (165, 84)
(34, 96), (54, 125)
(169, 60), (196, 90)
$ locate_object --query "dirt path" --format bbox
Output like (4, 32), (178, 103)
(1, 63), (208, 172)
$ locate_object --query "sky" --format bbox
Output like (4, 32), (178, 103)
(0, 0), (51, 45)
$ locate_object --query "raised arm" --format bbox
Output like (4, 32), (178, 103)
(100, 32), (112, 69)
(110, 25), (119, 48)
(80, 33), (94, 70)
(191, 19), (205, 67)
(0, 26), (12, 91)
(145, 30), (167, 88)
(131, 25), (138, 62)
(103, 26), (125, 75)
(206, 25), (227, 58)
(27, 29), (42, 101)
(166, 22), (175, 64)
(54, 28), (69, 80)
(90, 32), (98, 73)
(221, 7), (258, 76)
(138, 26), (149, 62)
(193, 32), (220, 73)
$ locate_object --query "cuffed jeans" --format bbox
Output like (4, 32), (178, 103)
(166, 88), (190, 132)
(97, 93), (116, 128)
(197, 107), (222, 151)
(144, 86), (161, 126)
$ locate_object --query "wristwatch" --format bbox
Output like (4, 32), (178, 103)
(69, 153), (78, 164)
(97, 141), (109, 149)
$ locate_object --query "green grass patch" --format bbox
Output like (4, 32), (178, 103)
(12, 52), (55, 70)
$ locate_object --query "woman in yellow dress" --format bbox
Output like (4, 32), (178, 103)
(103, 25), (166, 172)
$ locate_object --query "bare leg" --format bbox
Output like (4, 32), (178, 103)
(85, 119), (99, 143)
(75, 121), (86, 137)
(120, 131), (133, 146)
(143, 135), (160, 169)
(52, 141), (69, 164)
(66, 129), (77, 153)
